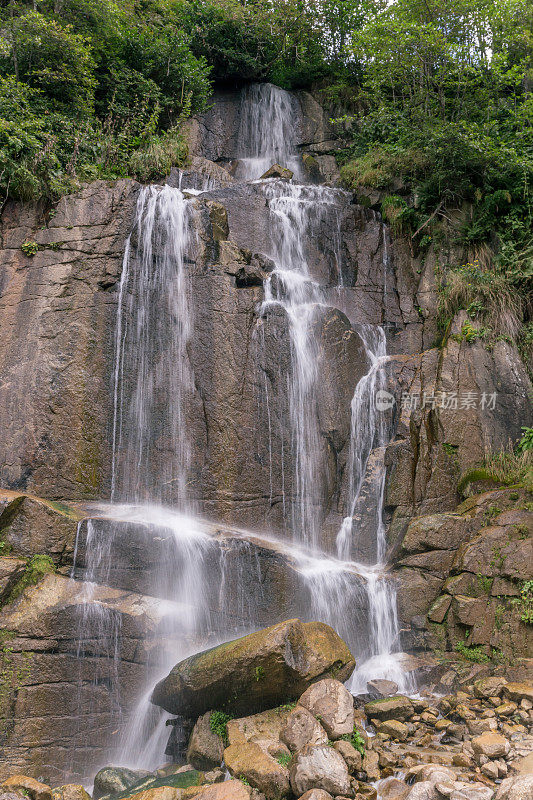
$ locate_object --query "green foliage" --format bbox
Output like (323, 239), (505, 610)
(458, 448), (533, 496)
(276, 753), (292, 767)
(517, 428), (533, 453)
(21, 240), (38, 256)
(456, 640), (490, 663)
(6, 554), (56, 605)
(209, 709), (232, 746)
(254, 665), (265, 682)
(339, 725), (365, 756)
(477, 574), (493, 595)
(438, 260), (523, 340)
(511, 580), (533, 624)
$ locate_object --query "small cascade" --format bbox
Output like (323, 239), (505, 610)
(235, 83), (303, 180)
(111, 184), (195, 506)
(261, 184), (349, 547)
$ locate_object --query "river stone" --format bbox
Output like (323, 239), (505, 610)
(187, 711), (224, 770)
(224, 742), (290, 797)
(471, 732), (510, 759)
(495, 776), (533, 800)
(298, 678), (354, 738)
(93, 768), (152, 800)
(1, 778), (52, 800)
(378, 719), (408, 741)
(151, 619), (355, 717)
(260, 165), (294, 180)
(332, 739), (362, 772)
(501, 682), (533, 703)
(362, 749), (380, 781)
(405, 782), (440, 800)
(289, 744), (350, 796)
(192, 783), (252, 800)
(379, 778), (410, 800)
(52, 787), (91, 800)
(363, 696), (414, 722)
(367, 679), (398, 698)
(449, 785), (495, 800)
(298, 792), (333, 800)
(414, 766), (456, 785)
(280, 706), (328, 752)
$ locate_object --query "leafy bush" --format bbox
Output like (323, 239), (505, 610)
(209, 710), (232, 745)
(517, 427), (533, 454)
(456, 640), (489, 663)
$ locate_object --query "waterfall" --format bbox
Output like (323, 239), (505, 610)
(235, 83), (303, 180)
(111, 184), (195, 506)
(70, 82), (409, 780)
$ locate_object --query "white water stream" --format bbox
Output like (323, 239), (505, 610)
(73, 82), (410, 776)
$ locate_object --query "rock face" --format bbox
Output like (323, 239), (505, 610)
(151, 619), (355, 717)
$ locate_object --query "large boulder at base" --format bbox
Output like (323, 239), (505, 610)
(151, 619), (355, 717)
(192, 782), (252, 800)
(187, 712), (225, 770)
(298, 678), (354, 738)
(223, 742), (290, 797)
(471, 732), (510, 759)
(289, 744), (351, 796)
(93, 768), (152, 800)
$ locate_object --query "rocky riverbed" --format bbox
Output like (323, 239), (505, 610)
(1, 622), (531, 800)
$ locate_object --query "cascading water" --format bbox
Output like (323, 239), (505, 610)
(71, 81), (410, 779)
(111, 184), (195, 506)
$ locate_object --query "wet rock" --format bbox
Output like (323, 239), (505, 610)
(289, 744), (350, 797)
(404, 781), (440, 800)
(332, 739), (363, 772)
(367, 680), (398, 698)
(187, 712), (225, 770)
(298, 792), (333, 800)
(362, 750), (380, 781)
(280, 706), (328, 752)
(364, 696), (414, 722)
(260, 165), (294, 180)
(1, 778), (52, 800)
(298, 678), (354, 739)
(501, 683), (533, 703)
(379, 778), (410, 800)
(152, 619), (355, 717)
(448, 783), (494, 800)
(93, 768), (151, 800)
(377, 720), (408, 741)
(473, 677), (508, 699)
(52, 788), (91, 800)
(472, 732), (510, 760)
(480, 762), (499, 780)
(224, 742), (290, 797)
(192, 782), (252, 800)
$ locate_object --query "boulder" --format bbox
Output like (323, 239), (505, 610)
(52, 787), (91, 800)
(366, 679), (398, 698)
(93, 768), (151, 800)
(378, 719), (408, 741)
(379, 779), (409, 800)
(260, 165), (294, 180)
(224, 742), (290, 797)
(332, 739), (362, 772)
(187, 712), (224, 770)
(414, 766), (456, 784)
(1, 778), (52, 800)
(289, 744), (350, 797)
(125, 789), (182, 800)
(448, 784), (494, 800)
(474, 677), (507, 699)
(152, 619), (355, 717)
(405, 782), (440, 800)
(280, 706), (328, 752)
(298, 679), (354, 738)
(363, 696), (414, 722)
(362, 749), (380, 781)
(298, 792), (333, 800)
(495, 776), (533, 800)
(501, 683), (533, 703)
(471, 732), (510, 759)
(192, 782), (251, 800)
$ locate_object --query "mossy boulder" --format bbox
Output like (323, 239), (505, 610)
(151, 619), (355, 717)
